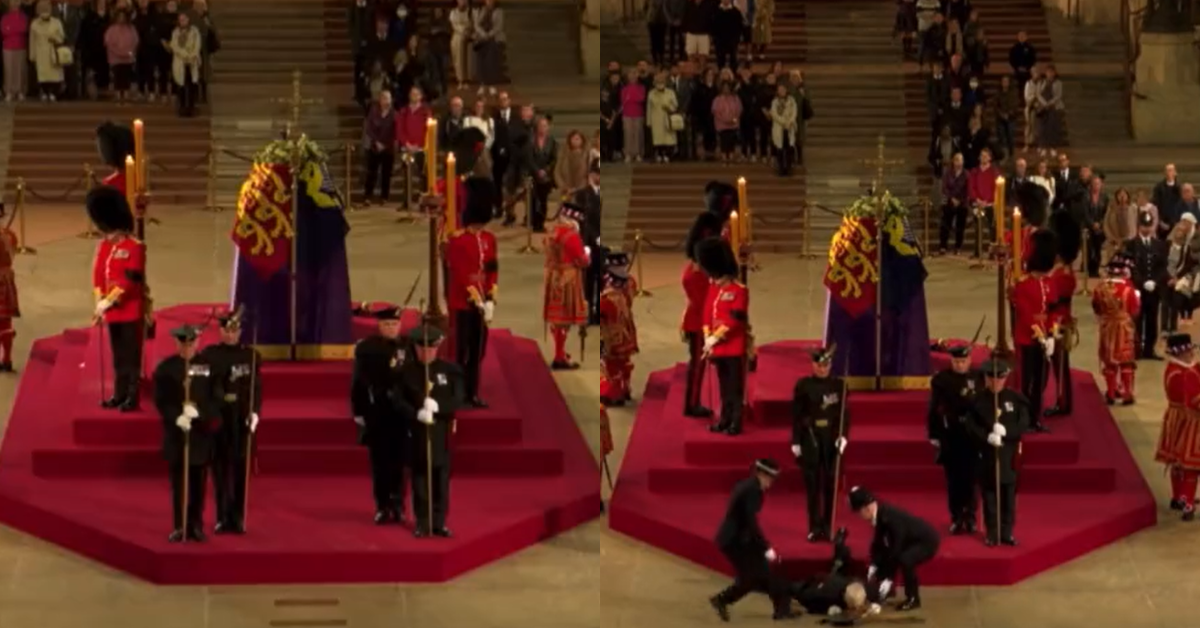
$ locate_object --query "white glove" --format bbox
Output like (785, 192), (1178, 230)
(765, 548), (778, 562)
(827, 606), (843, 617)
(835, 437), (847, 454)
(584, 246), (591, 257)
(987, 433), (1003, 447)
(1145, 280), (1156, 292)
(867, 603), (882, 616)
(878, 579), (893, 598)
(417, 409), (435, 425)
(183, 403), (199, 419)
(1042, 337), (1055, 357)
(867, 565), (877, 580)
(791, 444), (801, 457)
(94, 298), (113, 316)
(930, 439), (940, 447)
(175, 415), (192, 432)
(483, 301), (495, 324)
(353, 416), (365, 426)
(993, 423), (1007, 437)
(702, 335), (719, 353)
(248, 412), (259, 433)
(424, 397), (439, 413)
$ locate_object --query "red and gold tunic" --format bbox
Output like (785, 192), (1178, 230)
(445, 227), (498, 312)
(91, 235), (146, 324)
(1091, 278), (1139, 367)
(681, 262), (710, 333)
(0, 227), (18, 321)
(600, 281), (638, 358)
(1011, 272), (1052, 347)
(1156, 360), (1200, 468)
(542, 223), (588, 326)
(703, 280), (750, 358)
(1048, 263), (1076, 332)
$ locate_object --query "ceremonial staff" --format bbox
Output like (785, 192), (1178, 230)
(288, 137), (302, 361)
(242, 320), (259, 530)
(992, 362), (1001, 543)
(828, 346), (851, 533)
(180, 339), (194, 545)
(420, 299), (434, 533)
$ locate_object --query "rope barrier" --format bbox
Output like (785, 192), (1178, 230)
(640, 233), (689, 251)
(515, 177), (539, 255)
(22, 172), (88, 202)
(632, 230), (651, 297)
(13, 179), (35, 255)
(78, 164), (101, 239)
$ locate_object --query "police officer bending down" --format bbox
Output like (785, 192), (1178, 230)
(201, 310), (262, 535)
(351, 307), (414, 525)
(401, 325), (466, 538)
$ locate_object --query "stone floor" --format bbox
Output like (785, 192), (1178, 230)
(1, 207), (1197, 627)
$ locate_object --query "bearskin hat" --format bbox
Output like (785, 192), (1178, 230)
(451, 127), (488, 175)
(462, 176), (495, 227)
(1027, 229), (1058, 274)
(704, 181), (738, 220)
(605, 251), (630, 282)
(685, 212), (725, 260)
(85, 185), (134, 234)
(95, 122), (135, 169)
(1050, 210), (1081, 265)
(1014, 179), (1048, 228)
(695, 236), (738, 279)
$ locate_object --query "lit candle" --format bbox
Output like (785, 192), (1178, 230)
(425, 119), (438, 194)
(124, 156), (136, 210)
(736, 177), (749, 243)
(729, 211), (741, 251)
(993, 176), (1005, 244)
(1012, 208), (1023, 279)
(133, 119), (145, 192)
(445, 153), (457, 234)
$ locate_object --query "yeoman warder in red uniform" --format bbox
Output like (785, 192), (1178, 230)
(599, 252), (638, 407)
(0, 210), (19, 372)
(543, 203), (590, 369)
(89, 186), (147, 411)
(1155, 334), (1200, 520)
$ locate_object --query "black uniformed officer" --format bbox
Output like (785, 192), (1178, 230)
(791, 345), (850, 543)
(849, 486), (941, 612)
(709, 459), (796, 622)
(789, 528), (881, 619)
(927, 342), (980, 535)
(152, 325), (218, 543)
(351, 306), (414, 525)
(200, 310), (262, 535)
(401, 324), (465, 538)
(968, 356), (1031, 547)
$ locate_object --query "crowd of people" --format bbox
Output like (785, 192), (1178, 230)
(0, 0), (215, 116)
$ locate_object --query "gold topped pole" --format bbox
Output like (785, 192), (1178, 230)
(857, 135), (904, 392)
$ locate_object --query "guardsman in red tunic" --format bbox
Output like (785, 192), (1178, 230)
(680, 182), (737, 417)
(445, 176), (497, 407)
(89, 186), (147, 411)
(697, 237), (750, 436)
(0, 216), (18, 372)
(1044, 211), (1081, 417)
(1092, 255), (1141, 405)
(96, 122), (134, 193)
(599, 252), (638, 407)
(1010, 229), (1056, 433)
(1155, 334), (1200, 519)
(543, 203), (589, 369)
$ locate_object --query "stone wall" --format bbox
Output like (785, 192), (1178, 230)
(591, 0), (631, 24)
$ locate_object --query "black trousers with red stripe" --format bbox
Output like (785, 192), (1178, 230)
(684, 331), (706, 411)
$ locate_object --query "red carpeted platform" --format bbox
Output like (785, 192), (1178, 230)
(0, 304), (600, 585)
(609, 340), (1157, 586)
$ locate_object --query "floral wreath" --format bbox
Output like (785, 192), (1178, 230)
(253, 135), (330, 166)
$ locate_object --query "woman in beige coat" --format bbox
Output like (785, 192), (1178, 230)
(646, 74), (678, 163)
(1101, 188), (1134, 265)
(769, 83), (798, 176)
(169, 13), (202, 116)
(554, 130), (590, 196)
(29, 1), (64, 101)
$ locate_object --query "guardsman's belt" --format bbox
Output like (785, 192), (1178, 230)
(223, 393), (238, 403)
(814, 419), (830, 428)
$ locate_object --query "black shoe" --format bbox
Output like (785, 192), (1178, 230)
(964, 519), (977, 534)
(390, 509), (405, 525)
(550, 360), (580, 371)
(413, 526), (429, 538)
(1043, 406), (1065, 418)
(771, 609), (800, 620)
(0, 361), (13, 372)
(101, 395), (125, 409)
(1184, 508), (1195, 522)
(433, 527), (453, 538)
(723, 425), (742, 436)
(467, 397), (488, 409)
(600, 396), (626, 407)
(1122, 397), (1135, 406)
(167, 529), (185, 543)
(684, 406), (714, 419)
(187, 527), (206, 542)
(623, 391), (633, 402)
(984, 537), (998, 547)
(214, 521), (232, 535)
(1171, 498), (1185, 511)
(832, 526), (848, 545)
(118, 397), (140, 412)
(949, 521), (963, 536)
(897, 598), (921, 612)
(709, 596), (730, 622)
(806, 530), (827, 543)
(1030, 423), (1051, 433)
(709, 422), (730, 434)
(1001, 536), (1018, 546)
(374, 510), (390, 525)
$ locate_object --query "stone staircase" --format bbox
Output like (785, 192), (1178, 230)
(0, 109), (14, 204)
(6, 103), (210, 208)
(208, 0), (344, 210)
(769, 0), (808, 65)
(598, 22), (648, 69)
(601, 161), (632, 247)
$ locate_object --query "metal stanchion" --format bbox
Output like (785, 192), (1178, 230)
(343, 142), (357, 211)
(204, 143), (221, 212)
(79, 164), (101, 239)
(800, 202), (812, 259)
(922, 197), (932, 253)
(1077, 227), (1090, 295)
(14, 179), (35, 255)
(397, 153), (418, 223)
(516, 178), (538, 254)
(144, 154), (160, 225)
(633, 230), (651, 297)
(968, 212), (988, 270)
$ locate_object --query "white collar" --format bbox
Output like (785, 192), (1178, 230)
(1169, 357), (1196, 368)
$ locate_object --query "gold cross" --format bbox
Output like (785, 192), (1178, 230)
(859, 135), (905, 200)
(271, 70), (323, 139)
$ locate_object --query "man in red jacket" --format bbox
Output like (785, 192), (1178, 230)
(1009, 229), (1055, 433)
(445, 176), (497, 407)
(89, 186), (147, 411)
(967, 149), (1002, 242)
(394, 87), (433, 190)
(697, 237), (750, 436)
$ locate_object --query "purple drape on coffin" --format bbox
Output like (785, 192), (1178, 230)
(822, 286), (932, 383)
(231, 249), (354, 352)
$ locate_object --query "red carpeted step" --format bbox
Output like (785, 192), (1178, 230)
(646, 463), (1115, 494)
(682, 422), (1080, 467)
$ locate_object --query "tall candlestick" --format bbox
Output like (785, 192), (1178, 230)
(993, 176), (1006, 244)
(445, 153), (457, 235)
(124, 156), (137, 210)
(729, 211), (741, 250)
(425, 119), (438, 194)
(736, 177), (749, 243)
(133, 119), (145, 192)
(1012, 208), (1023, 279)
